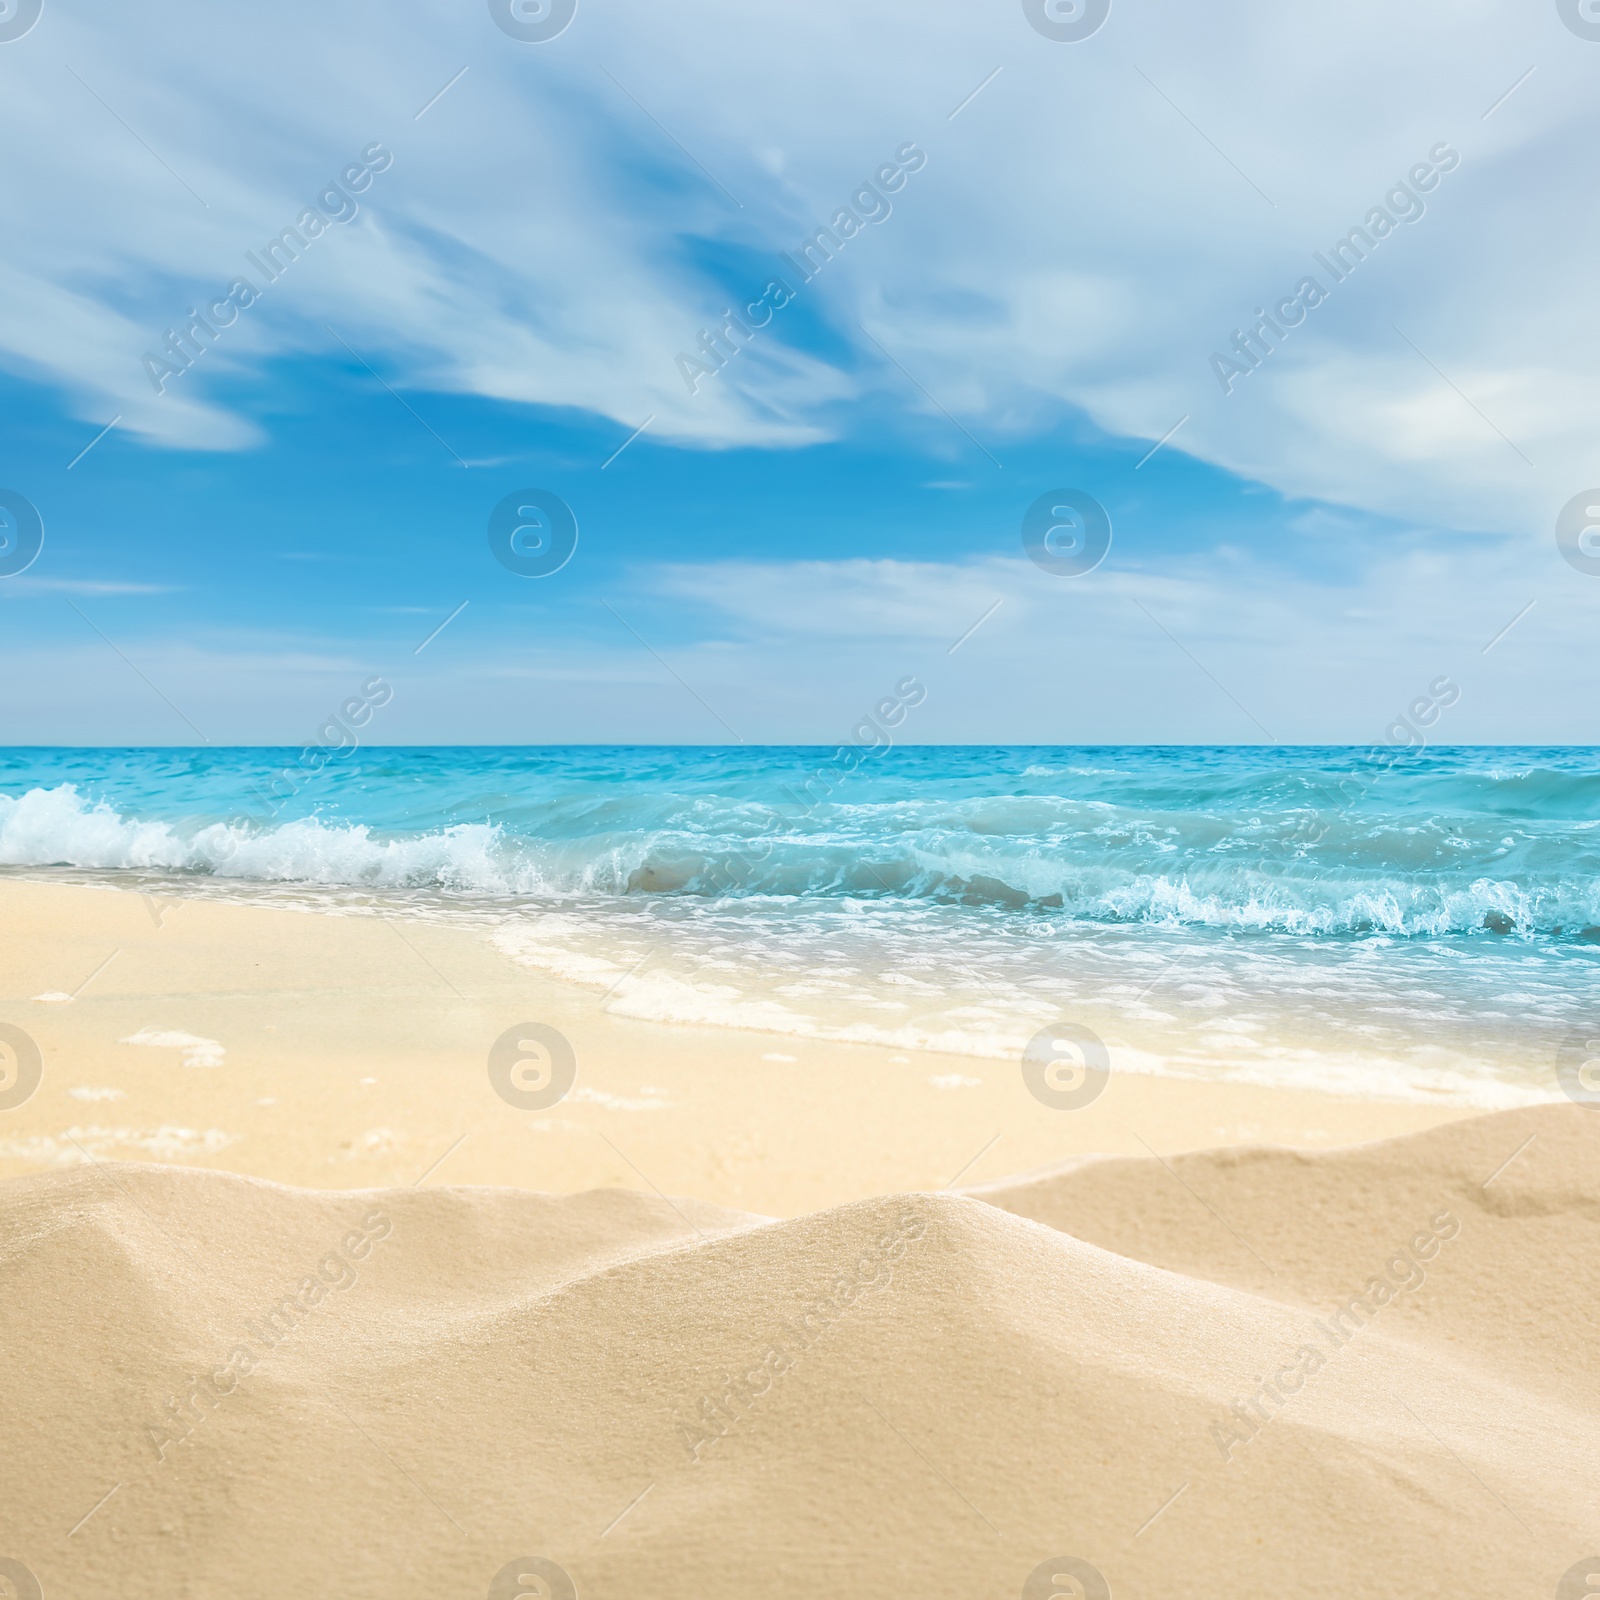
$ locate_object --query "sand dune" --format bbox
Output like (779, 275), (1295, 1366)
(4, 1105), (1596, 1598)
(966, 1100), (1600, 1407)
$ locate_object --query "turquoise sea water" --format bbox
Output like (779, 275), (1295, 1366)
(2, 745), (1595, 1105)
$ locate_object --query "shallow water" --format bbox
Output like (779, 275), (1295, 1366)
(2, 745), (1595, 1106)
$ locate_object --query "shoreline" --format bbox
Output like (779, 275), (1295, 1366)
(5, 873), (1594, 1598)
(0, 877), (1492, 1214)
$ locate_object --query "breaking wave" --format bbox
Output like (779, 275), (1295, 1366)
(4, 775), (1597, 939)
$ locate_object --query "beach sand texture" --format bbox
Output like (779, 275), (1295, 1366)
(2, 1102), (1595, 1599)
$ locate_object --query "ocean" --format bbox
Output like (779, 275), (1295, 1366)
(2, 744), (1595, 1109)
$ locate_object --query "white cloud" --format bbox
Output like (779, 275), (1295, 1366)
(7, 577), (176, 595)
(3, 537), (1593, 743)
(656, 557), (1012, 641)
(2, 0), (1596, 538)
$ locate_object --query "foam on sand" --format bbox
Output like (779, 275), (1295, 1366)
(2, 1105), (1595, 1597)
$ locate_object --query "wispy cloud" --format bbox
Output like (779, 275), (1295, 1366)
(5, 578), (177, 596)
(0, 0), (1588, 538)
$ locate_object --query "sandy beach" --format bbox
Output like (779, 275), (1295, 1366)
(2, 1090), (1594, 1595)
(0, 877), (1476, 1213)
(8, 0), (1597, 1588)
(4, 876), (1594, 1596)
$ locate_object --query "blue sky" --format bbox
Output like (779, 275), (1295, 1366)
(2, 0), (1599, 743)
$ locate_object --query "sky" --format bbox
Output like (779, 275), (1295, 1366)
(2, 0), (1599, 745)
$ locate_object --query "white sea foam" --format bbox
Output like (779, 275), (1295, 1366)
(570, 1087), (672, 1111)
(5, 782), (1598, 936)
(120, 1028), (226, 1068)
(0, 785), (525, 892)
(488, 907), (1573, 1110)
(0, 1126), (238, 1164)
(3, 772), (1594, 1111)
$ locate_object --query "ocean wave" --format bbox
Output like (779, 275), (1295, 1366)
(0, 784), (523, 891)
(4, 782), (1598, 939)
